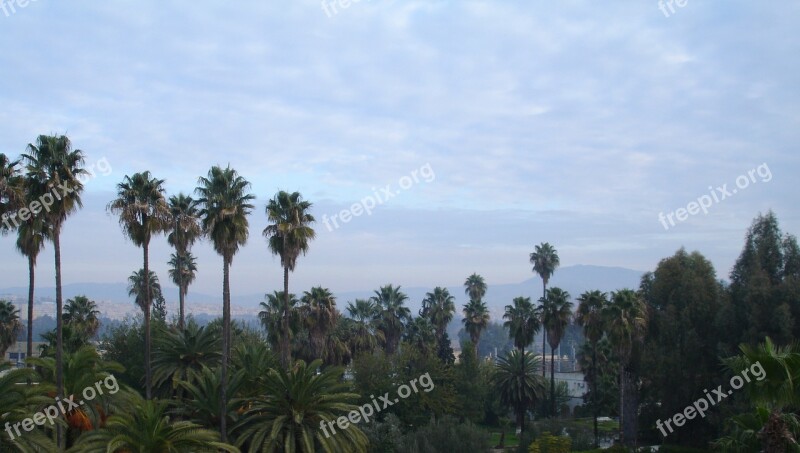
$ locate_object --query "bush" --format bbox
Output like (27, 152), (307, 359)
(394, 416), (491, 453)
(658, 446), (708, 453)
(362, 413), (404, 453)
(528, 432), (571, 453)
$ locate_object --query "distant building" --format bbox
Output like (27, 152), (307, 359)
(3, 341), (46, 367)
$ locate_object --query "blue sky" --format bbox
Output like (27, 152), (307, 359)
(0, 1), (798, 297)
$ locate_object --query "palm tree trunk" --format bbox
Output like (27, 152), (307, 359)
(542, 280), (547, 378)
(618, 365), (625, 446)
(220, 256), (231, 442)
(54, 228), (64, 450)
(178, 255), (185, 330)
(517, 408), (525, 435)
(26, 255), (34, 365)
(551, 345), (556, 417)
(592, 346), (598, 447)
(281, 264), (290, 368)
(143, 242), (152, 400)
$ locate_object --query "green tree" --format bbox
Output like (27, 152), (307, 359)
(258, 291), (300, 353)
(301, 286), (339, 360)
(345, 299), (383, 356)
(152, 320), (221, 397)
(196, 165), (255, 441)
(420, 286), (456, 345)
(530, 242), (560, 377)
(493, 349), (546, 434)
(372, 284), (411, 354)
(0, 299), (22, 358)
(108, 171), (170, 400)
(63, 295), (100, 339)
(233, 359), (368, 453)
(541, 287), (573, 417)
(167, 193), (201, 330)
(22, 134), (87, 447)
(0, 153), (23, 232)
(503, 296), (540, 357)
(575, 290), (608, 445)
(0, 361), (56, 452)
(263, 190), (316, 368)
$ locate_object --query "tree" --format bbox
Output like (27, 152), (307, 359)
(575, 290), (608, 446)
(263, 190), (316, 368)
(493, 349), (547, 434)
(603, 288), (647, 446)
(258, 291), (300, 353)
(232, 359), (368, 453)
(22, 135), (86, 447)
(128, 269), (165, 314)
(196, 165), (254, 441)
(63, 295), (100, 339)
(152, 320), (221, 397)
(0, 153), (23, 234)
(345, 299), (383, 356)
(168, 250), (198, 327)
(301, 286), (339, 360)
(541, 287), (573, 417)
(462, 299), (490, 355)
(0, 361), (56, 452)
(167, 193), (201, 330)
(0, 300), (22, 358)
(503, 296), (540, 357)
(372, 284), (411, 354)
(530, 242), (560, 376)
(420, 286), (456, 342)
(464, 273), (487, 302)
(107, 171), (170, 400)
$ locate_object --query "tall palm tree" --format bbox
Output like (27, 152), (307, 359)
(0, 300), (22, 358)
(541, 287), (573, 417)
(196, 165), (254, 441)
(371, 284), (411, 354)
(576, 290), (608, 446)
(263, 190), (316, 368)
(502, 296), (540, 357)
(464, 273), (487, 302)
(168, 250), (198, 328)
(70, 396), (239, 453)
(107, 171), (170, 400)
(63, 295), (101, 339)
(258, 291), (300, 353)
(462, 299), (490, 353)
(232, 359), (368, 453)
(22, 134), (86, 447)
(167, 193), (201, 330)
(0, 153), (23, 234)
(603, 288), (647, 446)
(15, 212), (49, 363)
(493, 349), (547, 434)
(420, 286), (456, 342)
(128, 269), (165, 314)
(301, 286), (339, 360)
(530, 242), (560, 376)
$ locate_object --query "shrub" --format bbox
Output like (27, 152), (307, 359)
(394, 416), (491, 453)
(528, 432), (571, 453)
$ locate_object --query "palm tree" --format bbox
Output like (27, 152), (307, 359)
(0, 300), (22, 358)
(541, 287), (573, 417)
(420, 286), (456, 342)
(530, 242), (560, 376)
(70, 396), (239, 453)
(462, 299), (490, 353)
(0, 153), (23, 234)
(403, 316), (437, 355)
(503, 296), (540, 357)
(152, 321), (221, 396)
(22, 134), (86, 447)
(178, 365), (246, 436)
(464, 273), (487, 301)
(0, 361), (56, 452)
(576, 290), (608, 446)
(63, 295), (101, 339)
(493, 349), (547, 434)
(231, 341), (279, 398)
(345, 299), (383, 356)
(168, 250), (198, 328)
(301, 286), (339, 360)
(263, 191), (316, 368)
(196, 165), (254, 441)
(371, 284), (411, 354)
(15, 213), (49, 363)
(603, 288), (647, 446)
(128, 268), (165, 313)
(258, 291), (300, 353)
(167, 193), (201, 330)
(107, 171), (170, 400)
(232, 359), (368, 453)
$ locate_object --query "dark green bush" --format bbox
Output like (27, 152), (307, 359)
(394, 415), (491, 453)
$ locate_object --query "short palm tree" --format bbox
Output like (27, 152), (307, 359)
(603, 288), (647, 446)
(63, 295), (101, 339)
(128, 269), (165, 314)
(371, 284), (411, 354)
(152, 321), (222, 396)
(69, 396), (239, 453)
(301, 286), (339, 360)
(258, 291), (300, 353)
(462, 299), (490, 353)
(168, 250), (198, 328)
(420, 286), (456, 342)
(493, 349), (546, 434)
(0, 361), (56, 452)
(177, 366), (245, 436)
(232, 359), (368, 453)
(541, 287), (573, 417)
(196, 165), (255, 441)
(346, 299), (383, 356)
(0, 299), (22, 358)
(231, 341), (279, 398)
(23, 135), (87, 446)
(530, 242), (560, 376)
(576, 290), (608, 445)
(263, 190), (316, 368)
(167, 193), (201, 330)
(503, 296), (540, 357)
(403, 316), (437, 355)
(108, 171), (170, 400)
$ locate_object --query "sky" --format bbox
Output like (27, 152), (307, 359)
(0, 1), (798, 298)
